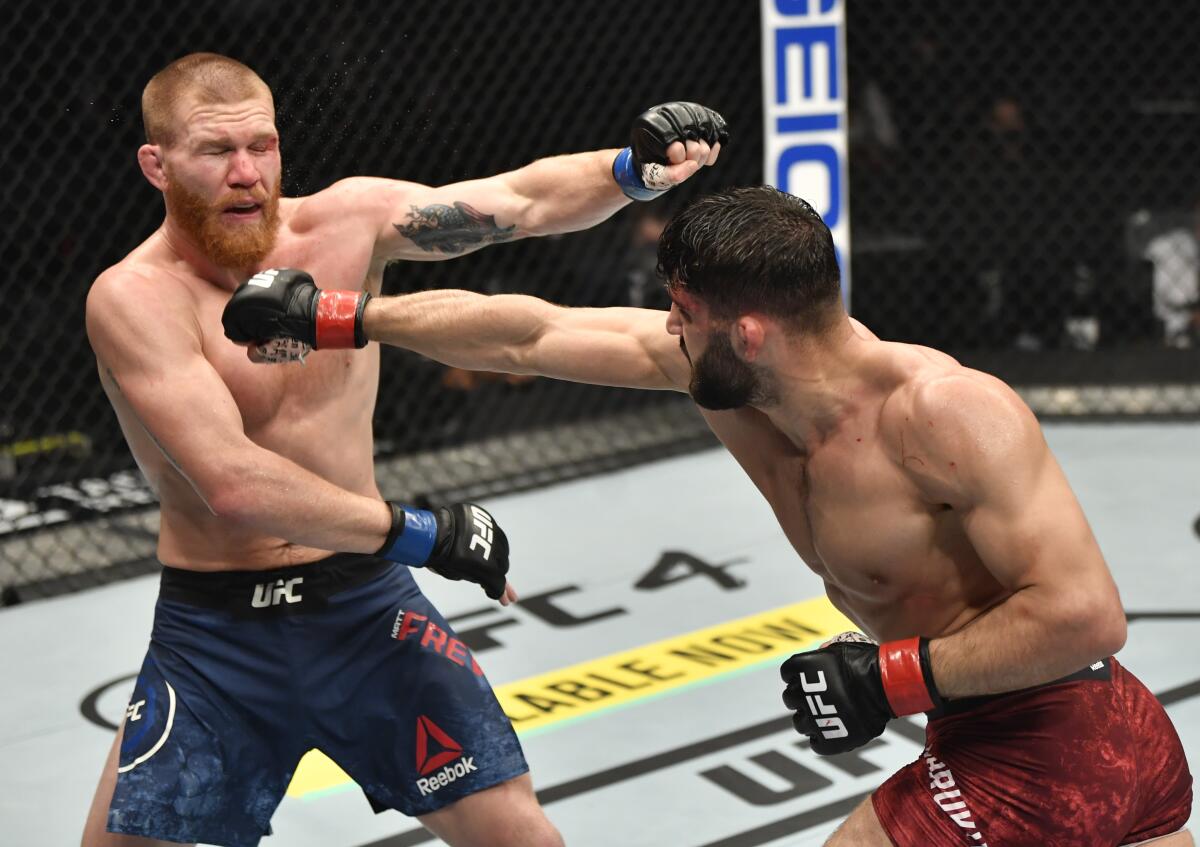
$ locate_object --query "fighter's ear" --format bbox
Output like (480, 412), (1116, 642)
(137, 144), (167, 191)
(733, 315), (767, 362)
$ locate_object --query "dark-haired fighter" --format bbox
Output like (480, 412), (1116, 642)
(230, 185), (1193, 846)
(83, 50), (724, 847)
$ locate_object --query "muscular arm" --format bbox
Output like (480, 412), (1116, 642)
(86, 271), (393, 552)
(319, 138), (714, 261)
(901, 375), (1127, 698)
(361, 290), (691, 390)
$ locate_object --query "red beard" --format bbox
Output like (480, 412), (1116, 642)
(164, 175), (281, 270)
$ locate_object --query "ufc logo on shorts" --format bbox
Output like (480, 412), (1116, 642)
(798, 669), (849, 740)
(247, 268), (280, 288)
(468, 506), (494, 560)
(125, 699), (146, 722)
(251, 576), (304, 608)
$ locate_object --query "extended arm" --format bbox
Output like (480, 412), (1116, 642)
(362, 289), (692, 390)
(336, 102), (725, 261)
(369, 151), (629, 259)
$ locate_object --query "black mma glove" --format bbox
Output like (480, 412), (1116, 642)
(613, 101), (729, 200)
(222, 268), (371, 350)
(377, 502), (510, 600)
(780, 633), (943, 755)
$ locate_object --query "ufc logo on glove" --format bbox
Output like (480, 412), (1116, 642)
(468, 505), (495, 560)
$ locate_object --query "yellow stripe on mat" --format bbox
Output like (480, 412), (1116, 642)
(286, 595), (852, 798)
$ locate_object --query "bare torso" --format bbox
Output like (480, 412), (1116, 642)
(703, 337), (1011, 642)
(95, 193), (385, 571)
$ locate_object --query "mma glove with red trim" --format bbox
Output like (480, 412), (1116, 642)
(222, 267), (370, 350)
(781, 633), (944, 755)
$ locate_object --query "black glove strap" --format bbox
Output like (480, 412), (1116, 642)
(375, 502), (405, 557)
(354, 291), (372, 348)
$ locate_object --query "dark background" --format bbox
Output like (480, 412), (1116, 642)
(1, 0), (1197, 545)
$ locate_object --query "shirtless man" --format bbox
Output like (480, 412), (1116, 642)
(82, 51), (725, 847)
(227, 185), (1193, 846)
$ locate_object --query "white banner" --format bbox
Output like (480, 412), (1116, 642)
(761, 0), (851, 303)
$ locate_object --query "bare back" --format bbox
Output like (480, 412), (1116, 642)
(89, 192), (384, 571)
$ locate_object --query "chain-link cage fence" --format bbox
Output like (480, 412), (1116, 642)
(846, 0), (1200, 411)
(2, 1), (1198, 603)
(0, 0), (762, 601)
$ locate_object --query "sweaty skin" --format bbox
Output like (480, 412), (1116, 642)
(82, 90), (719, 847)
(85, 94), (720, 574)
(357, 287), (1128, 701)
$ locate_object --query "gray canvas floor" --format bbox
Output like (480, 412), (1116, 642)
(1, 423), (1197, 847)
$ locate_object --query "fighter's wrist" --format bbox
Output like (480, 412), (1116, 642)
(877, 637), (943, 716)
(376, 501), (438, 566)
(612, 147), (665, 201)
(314, 289), (371, 349)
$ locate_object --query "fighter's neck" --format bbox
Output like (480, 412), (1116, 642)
(756, 333), (893, 452)
(157, 217), (256, 292)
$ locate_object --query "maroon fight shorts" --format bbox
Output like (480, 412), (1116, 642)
(873, 657), (1192, 846)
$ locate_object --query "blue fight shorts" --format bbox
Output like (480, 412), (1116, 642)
(107, 554), (528, 847)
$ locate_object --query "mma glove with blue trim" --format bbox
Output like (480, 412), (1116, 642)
(377, 502), (510, 601)
(613, 101), (729, 201)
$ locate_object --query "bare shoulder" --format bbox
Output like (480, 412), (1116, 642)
(912, 369), (1035, 434)
(881, 362), (1044, 503)
(88, 263), (185, 319)
(289, 176), (419, 232)
(86, 263), (200, 352)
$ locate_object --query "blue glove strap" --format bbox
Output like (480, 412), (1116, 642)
(381, 506), (438, 566)
(612, 147), (664, 201)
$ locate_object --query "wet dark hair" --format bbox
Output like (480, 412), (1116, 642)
(657, 185), (842, 332)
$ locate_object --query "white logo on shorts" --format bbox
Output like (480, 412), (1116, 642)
(118, 683), (176, 774)
(925, 752), (989, 844)
(125, 699), (146, 722)
(416, 757), (478, 797)
(251, 576), (304, 608)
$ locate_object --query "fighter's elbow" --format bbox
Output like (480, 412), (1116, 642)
(1092, 600), (1128, 658)
(1069, 591), (1128, 659)
(203, 464), (271, 525)
(205, 483), (255, 524)
(515, 213), (556, 238)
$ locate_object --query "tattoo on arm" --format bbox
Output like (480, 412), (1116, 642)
(393, 201), (516, 255)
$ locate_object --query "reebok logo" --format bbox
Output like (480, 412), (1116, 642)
(247, 268), (280, 288)
(468, 505), (494, 560)
(414, 715), (478, 796)
(416, 757), (478, 797)
(251, 576), (304, 608)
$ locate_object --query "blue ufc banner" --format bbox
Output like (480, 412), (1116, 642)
(761, 0), (851, 303)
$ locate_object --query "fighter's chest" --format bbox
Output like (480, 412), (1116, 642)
(195, 251), (378, 429)
(768, 442), (939, 580)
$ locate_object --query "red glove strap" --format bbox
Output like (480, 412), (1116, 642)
(878, 637), (935, 716)
(314, 290), (362, 349)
